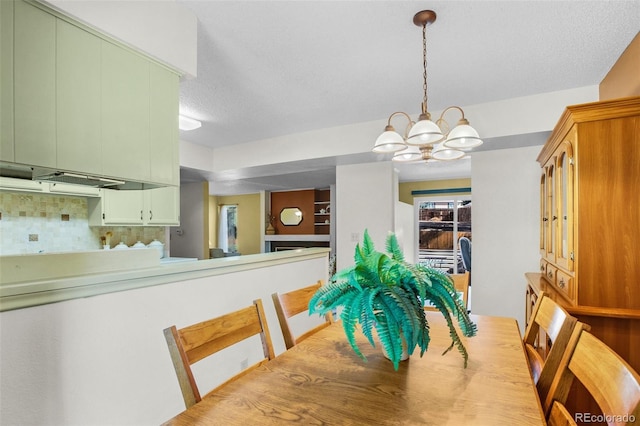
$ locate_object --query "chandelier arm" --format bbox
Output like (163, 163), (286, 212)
(386, 111), (415, 138)
(435, 117), (450, 136)
(438, 106), (466, 122)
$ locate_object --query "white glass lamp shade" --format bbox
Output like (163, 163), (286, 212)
(443, 124), (483, 149)
(373, 130), (406, 153)
(431, 143), (465, 161)
(392, 145), (422, 162)
(406, 118), (444, 146)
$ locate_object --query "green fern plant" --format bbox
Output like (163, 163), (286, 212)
(309, 229), (477, 370)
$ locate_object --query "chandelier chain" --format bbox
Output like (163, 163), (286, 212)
(422, 23), (428, 112)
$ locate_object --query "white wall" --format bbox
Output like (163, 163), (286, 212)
(470, 145), (543, 332)
(0, 254), (329, 425)
(335, 162), (396, 270)
(170, 182), (207, 259)
(209, 87), (597, 174)
(395, 201), (415, 264)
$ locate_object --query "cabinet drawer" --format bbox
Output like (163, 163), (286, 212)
(539, 259), (547, 274)
(545, 263), (557, 284)
(555, 270), (575, 302)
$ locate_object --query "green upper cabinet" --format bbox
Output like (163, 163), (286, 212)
(101, 41), (151, 182)
(13, 0), (56, 168)
(56, 19), (102, 175)
(150, 65), (179, 185)
(0, 0), (15, 162)
(4, 1), (180, 185)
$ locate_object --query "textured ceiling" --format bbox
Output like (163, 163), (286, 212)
(175, 1), (639, 193)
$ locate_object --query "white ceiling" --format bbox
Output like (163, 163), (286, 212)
(175, 1), (639, 194)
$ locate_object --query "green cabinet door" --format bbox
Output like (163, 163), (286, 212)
(102, 189), (145, 225)
(149, 65), (179, 185)
(57, 19), (101, 174)
(101, 41), (150, 182)
(0, 0), (14, 162)
(145, 186), (180, 225)
(14, 0), (56, 167)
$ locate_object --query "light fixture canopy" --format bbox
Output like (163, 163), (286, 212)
(374, 10), (483, 165)
(179, 115), (202, 131)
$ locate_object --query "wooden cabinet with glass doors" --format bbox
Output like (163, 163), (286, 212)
(528, 97), (640, 417)
(539, 129), (576, 303)
(535, 96), (640, 309)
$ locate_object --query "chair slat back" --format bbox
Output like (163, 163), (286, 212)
(163, 299), (275, 408)
(272, 280), (332, 349)
(450, 272), (470, 310)
(547, 401), (577, 426)
(523, 292), (578, 405)
(178, 305), (264, 363)
(545, 325), (640, 425)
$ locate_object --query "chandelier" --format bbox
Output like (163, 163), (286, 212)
(372, 10), (482, 163)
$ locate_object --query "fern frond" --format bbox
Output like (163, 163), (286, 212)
(361, 229), (376, 257)
(385, 232), (405, 263)
(340, 295), (366, 361)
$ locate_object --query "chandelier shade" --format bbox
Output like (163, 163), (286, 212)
(392, 145), (422, 162)
(406, 117), (444, 145)
(442, 122), (483, 149)
(373, 10), (483, 165)
(373, 126), (406, 153)
(431, 143), (465, 161)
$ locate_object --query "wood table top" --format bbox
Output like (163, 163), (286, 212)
(163, 312), (545, 425)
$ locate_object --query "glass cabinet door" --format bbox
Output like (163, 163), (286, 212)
(540, 172), (547, 256)
(556, 139), (575, 271)
(546, 163), (556, 262)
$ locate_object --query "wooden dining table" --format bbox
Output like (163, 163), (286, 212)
(163, 312), (545, 425)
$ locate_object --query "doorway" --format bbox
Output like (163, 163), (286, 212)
(218, 204), (238, 253)
(414, 196), (471, 274)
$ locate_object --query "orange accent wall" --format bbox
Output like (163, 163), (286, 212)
(271, 190), (315, 234)
(600, 32), (640, 100)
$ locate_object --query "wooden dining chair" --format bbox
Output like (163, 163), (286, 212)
(544, 325), (640, 425)
(163, 299), (275, 409)
(450, 272), (470, 311)
(272, 280), (333, 350)
(522, 291), (578, 405)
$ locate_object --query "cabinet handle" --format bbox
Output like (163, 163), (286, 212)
(540, 264), (545, 271)
(543, 217), (548, 222)
(552, 215), (558, 221)
(547, 271), (553, 279)
(140, 210), (143, 221)
(559, 278), (565, 288)
(149, 210), (153, 221)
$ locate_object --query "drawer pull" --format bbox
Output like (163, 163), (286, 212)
(559, 277), (565, 288)
(547, 271), (553, 279)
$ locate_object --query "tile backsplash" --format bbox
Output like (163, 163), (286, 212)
(0, 191), (165, 255)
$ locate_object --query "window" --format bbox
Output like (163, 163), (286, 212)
(415, 196), (471, 273)
(218, 205), (238, 253)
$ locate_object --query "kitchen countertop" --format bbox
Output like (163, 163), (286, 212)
(159, 257), (199, 265)
(0, 248), (330, 312)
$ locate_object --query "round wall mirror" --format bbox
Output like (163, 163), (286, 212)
(280, 207), (303, 226)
